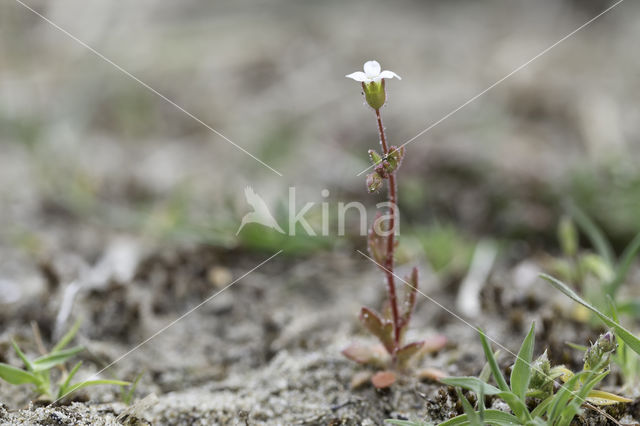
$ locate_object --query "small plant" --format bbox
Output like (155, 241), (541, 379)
(437, 323), (629, 425)
(547, 204), (640, 317)
(120, 371), (145, 406)
(542, 273), (640, 356)
(0, 322), (129, 401)
(544, 272), (640, 391)
(342, 61), (445, 388)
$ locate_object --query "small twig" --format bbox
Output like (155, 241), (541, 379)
(584, 401), (624, 425)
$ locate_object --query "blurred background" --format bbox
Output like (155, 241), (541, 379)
(1, 0), (640, 292)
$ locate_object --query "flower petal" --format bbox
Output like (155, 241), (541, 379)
(379, 70), (401, 80)
(346, 71), (368, 82)
(363, 60), (381, 78)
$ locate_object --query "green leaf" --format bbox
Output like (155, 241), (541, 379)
(440, 378), (530, 422)
(32, 346), (84, 372)
(609, 295), (621, 323)
(586, 389), (632, 405)
(541, 274), (640, 356)
(567, 202), (614, 265)
(455, 389), (481, 426)
(608, 297), (630, 374)
(52, 319), (81, 353)
(440, 377), (501, 396)
(59, 361), (83, 396)
(530, 395), (554, 418)
(558, 371), (608, 425)
(477, 386), (485, 418)
(478, 350), (500, 383)
(497, 391), (531, 421)
(548, 371), (586, 421)
(396, 341), (424, 368)
(478, 331), (509, 392)
(565, 342), (588, 352)
(510, 322), (535, 400)
(368, 149), (383, 165)
(122, 371), (144, 405)
(0, 363), (40, 385)
(11, 340), (33, 372)
(439, 409), (520, 426)
(58, 379), (130, 400)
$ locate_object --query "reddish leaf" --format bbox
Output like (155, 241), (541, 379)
(341, 342), (389, 368)
(418, 367), (447, 382)
(399, 267), (419, 330)
(396, 340), (424, 369)
(422, 334), (447, 353)
(371, 370), (396, 389)
(350, 371), (372, 389)
(359, 307), (394, 354)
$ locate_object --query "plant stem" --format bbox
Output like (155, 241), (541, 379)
(375, 108), (400, 353)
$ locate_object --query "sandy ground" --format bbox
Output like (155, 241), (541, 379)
(2, 0), (640, 424)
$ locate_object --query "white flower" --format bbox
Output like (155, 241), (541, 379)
(346, 60), (401, 83)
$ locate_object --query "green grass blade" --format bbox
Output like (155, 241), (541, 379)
(609, 294), (621, 327)
(478, 330), (509, 392)
(558, 371), (609, 425)
(58, 361), (83, 398)
(456, 389), (481, 426)
(608, 296), (629, 373)
(440, 409), (520, 426)
(122, 371), (144, 405)
(510, 322), (535, 400)
(541, 274), (640, 356)
(479, 351), (500, 383)
(32, 346), (84, 372)
(52, 319), (81, 353)
(497, 391), (531, 421)
(565, 342), (588, 352)
(548, 371), (586, 421)
(58, 379), (130, 400)
(440, 377), (501, 396)
(530, 395), (554, 418)
(608, 231), (640, 295)
(11, 340), (33, 371)
(0, 363), (40, 385)
(567, 202), (614, 265)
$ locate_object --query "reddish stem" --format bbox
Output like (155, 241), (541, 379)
(375, 108), (400, 354)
